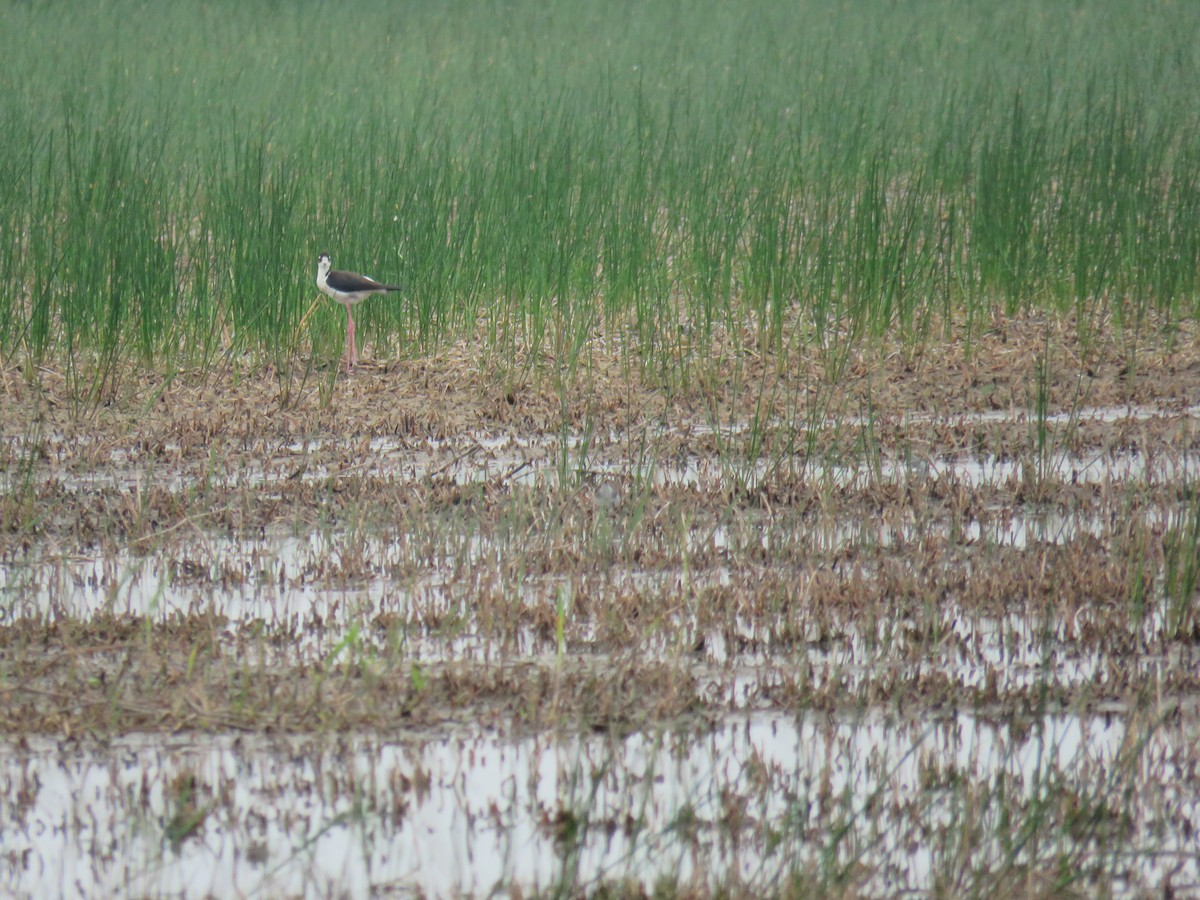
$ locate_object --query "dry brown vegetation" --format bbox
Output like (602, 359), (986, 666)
(3, 311), (1199, 732)
(3, 311), (1200, 896)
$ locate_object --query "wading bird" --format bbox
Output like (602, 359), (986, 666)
(316, 253), (403, 371)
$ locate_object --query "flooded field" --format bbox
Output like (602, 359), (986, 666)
(3, 317), (1200, 895)
(4, 707), (1198, 897)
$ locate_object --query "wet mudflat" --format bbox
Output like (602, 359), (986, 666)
(4, 707), (1197, 897)
(3, 315), (1200, 896)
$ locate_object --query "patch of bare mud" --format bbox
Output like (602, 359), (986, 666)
(2, 310), (1198, 467)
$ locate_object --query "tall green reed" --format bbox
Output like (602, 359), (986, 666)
(2, 0), (1200, 385)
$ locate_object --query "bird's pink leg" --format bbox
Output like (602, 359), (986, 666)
(343, 304), (358, 371)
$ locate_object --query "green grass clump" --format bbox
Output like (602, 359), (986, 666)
(2, 0), (1199, 386)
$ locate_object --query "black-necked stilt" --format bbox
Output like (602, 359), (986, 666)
(316, 253), (403, 371)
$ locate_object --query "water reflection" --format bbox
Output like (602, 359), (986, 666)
(1, 706), (1193, 896)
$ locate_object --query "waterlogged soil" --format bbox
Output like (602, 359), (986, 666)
(3, 312), (1200, 895)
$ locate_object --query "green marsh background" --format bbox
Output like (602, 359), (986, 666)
(2, 0), (1198, 384)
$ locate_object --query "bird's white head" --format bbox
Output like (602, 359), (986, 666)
(316, 253), (331, 289)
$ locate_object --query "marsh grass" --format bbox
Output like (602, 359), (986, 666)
(1, 1), (1199, 396)
(4, 4), (1200, 892)
(1162, 489), (1200, 639)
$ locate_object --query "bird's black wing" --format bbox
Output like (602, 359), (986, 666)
(326, 269), (390, 292)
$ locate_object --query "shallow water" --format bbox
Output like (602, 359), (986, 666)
(4, 399), (1200, 894)
(1, 476), (1190, 693)
(2, 706), (1194, 897)
(12, 400), (1200, 497)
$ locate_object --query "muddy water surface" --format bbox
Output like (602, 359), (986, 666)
(4, 321), (1200, 894)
